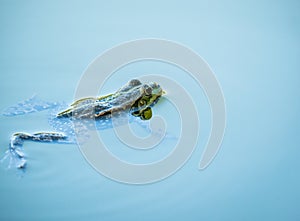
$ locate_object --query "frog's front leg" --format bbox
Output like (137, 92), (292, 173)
(9, 132), (67, 168)
(131, 107), (153, 120)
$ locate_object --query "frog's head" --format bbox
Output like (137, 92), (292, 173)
(131, 82), (164, 120)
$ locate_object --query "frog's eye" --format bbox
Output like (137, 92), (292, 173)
(143, 85), (152, 95)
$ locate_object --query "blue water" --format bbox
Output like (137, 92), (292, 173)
(0, 1), (299, 221)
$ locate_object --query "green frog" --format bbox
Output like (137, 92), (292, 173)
(57, 79), (162, 120)
(5, 79), (164, 168)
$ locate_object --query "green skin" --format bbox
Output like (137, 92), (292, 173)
(57, 79), (163, 120)
(9, 79), (164, 168)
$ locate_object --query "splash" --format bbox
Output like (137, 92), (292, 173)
(2, 95), (60, 117)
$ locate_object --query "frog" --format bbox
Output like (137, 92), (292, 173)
(56, 79), (162, 120)
(3, 79), (164, 169)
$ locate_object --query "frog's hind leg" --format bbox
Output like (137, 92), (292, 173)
(6, 132), (67, 169)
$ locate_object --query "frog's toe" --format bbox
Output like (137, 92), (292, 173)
(17, 159), (27, 169)
(140, 107), (152, 120)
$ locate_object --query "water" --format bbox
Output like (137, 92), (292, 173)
(0, 1), (299, 221)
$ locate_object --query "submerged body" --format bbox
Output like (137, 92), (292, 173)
(5, 79), (164, 168)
